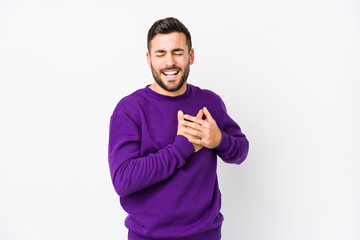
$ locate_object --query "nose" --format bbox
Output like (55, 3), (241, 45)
(164, 54), (175, 67)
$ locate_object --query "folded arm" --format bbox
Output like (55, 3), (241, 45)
(108, 110), (194, 197)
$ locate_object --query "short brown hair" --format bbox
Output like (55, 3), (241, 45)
(147, 17), (192, 52)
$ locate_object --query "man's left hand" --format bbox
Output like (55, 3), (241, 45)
(180, 107), (222, 149)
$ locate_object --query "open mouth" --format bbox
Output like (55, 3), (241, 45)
(162, 70), (180, 77)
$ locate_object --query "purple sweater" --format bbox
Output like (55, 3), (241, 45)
(108, 84), (249, 239)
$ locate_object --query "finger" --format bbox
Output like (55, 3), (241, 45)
(177, 111), (185, 135)
(177, 110), (184, 123)
(183, 113), (207, 126)
(182, 110), (203, 127)
(181, 127), (202, 137)
(182, 132), (201, 140)
(188, 137), (203, 145)
(180, 120), (204, 131)
(196, 109), (204, 119)
(203, 107), (215, 122)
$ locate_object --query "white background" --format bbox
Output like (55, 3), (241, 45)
(1, 0), (359, 239)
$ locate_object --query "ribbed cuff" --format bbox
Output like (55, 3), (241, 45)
(215, 131), (230, 153)
(173, 135), (195, 160)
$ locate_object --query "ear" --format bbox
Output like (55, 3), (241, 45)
(146, 52), (151, 67)
(189, 48), (195, 65)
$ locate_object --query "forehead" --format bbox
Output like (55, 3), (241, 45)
(150, 32), (188, 53)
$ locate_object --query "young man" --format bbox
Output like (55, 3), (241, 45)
(108, 17), (249, 240)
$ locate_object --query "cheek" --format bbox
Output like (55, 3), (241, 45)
(177, 56), (190, 66)
(151, 59), (164, 70)
(150, 62), (160, 72)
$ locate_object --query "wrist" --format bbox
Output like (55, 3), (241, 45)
(213, 130), (223, 148)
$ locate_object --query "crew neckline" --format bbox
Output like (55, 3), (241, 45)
(144, 84), (192, 101)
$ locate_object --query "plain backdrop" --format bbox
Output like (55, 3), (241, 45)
(0, 0), (359, 239)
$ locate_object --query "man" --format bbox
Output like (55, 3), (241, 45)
(108, 17), (249, 240)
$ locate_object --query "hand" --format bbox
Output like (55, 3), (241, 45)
(177, 109), (204, 152)
(181, 107), (222, 149)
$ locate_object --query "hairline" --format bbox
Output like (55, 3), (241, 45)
(148, 31), (192, 54)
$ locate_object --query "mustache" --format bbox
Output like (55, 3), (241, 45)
(160, 66), (181, 72)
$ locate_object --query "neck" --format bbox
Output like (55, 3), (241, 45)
(149, 82), (187, 97)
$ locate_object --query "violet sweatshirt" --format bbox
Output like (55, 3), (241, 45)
(108, 84), (249, 239)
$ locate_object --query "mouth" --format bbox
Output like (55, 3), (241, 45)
(161, 69), (180, 78)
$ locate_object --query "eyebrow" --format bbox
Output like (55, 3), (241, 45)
(154, 50), (166, 54)
(172, 48), (184, 52)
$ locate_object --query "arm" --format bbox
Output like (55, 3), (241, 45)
(108, 108), (194, 197)
(214, 102), (249, 164)
(179, 103), (249, 164)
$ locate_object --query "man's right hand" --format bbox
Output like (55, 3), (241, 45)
(177, 110), (203, 152)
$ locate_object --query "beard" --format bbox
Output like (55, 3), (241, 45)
(150, 63), (190, 92)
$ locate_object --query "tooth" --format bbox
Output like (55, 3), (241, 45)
(165, 71), (177, 75)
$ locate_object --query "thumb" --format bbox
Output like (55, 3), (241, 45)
(177, 110), (184, 123)
(203, 107), (214, 122)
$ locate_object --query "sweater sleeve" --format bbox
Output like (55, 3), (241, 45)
(215, 99), (249, 164)
(108, 106), (195, 197)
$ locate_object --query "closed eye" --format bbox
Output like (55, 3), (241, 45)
(173, 48), (184, 56)
(154, 50), (166, 57)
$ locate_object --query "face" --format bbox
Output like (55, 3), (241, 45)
(147, 32), (194, 96)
